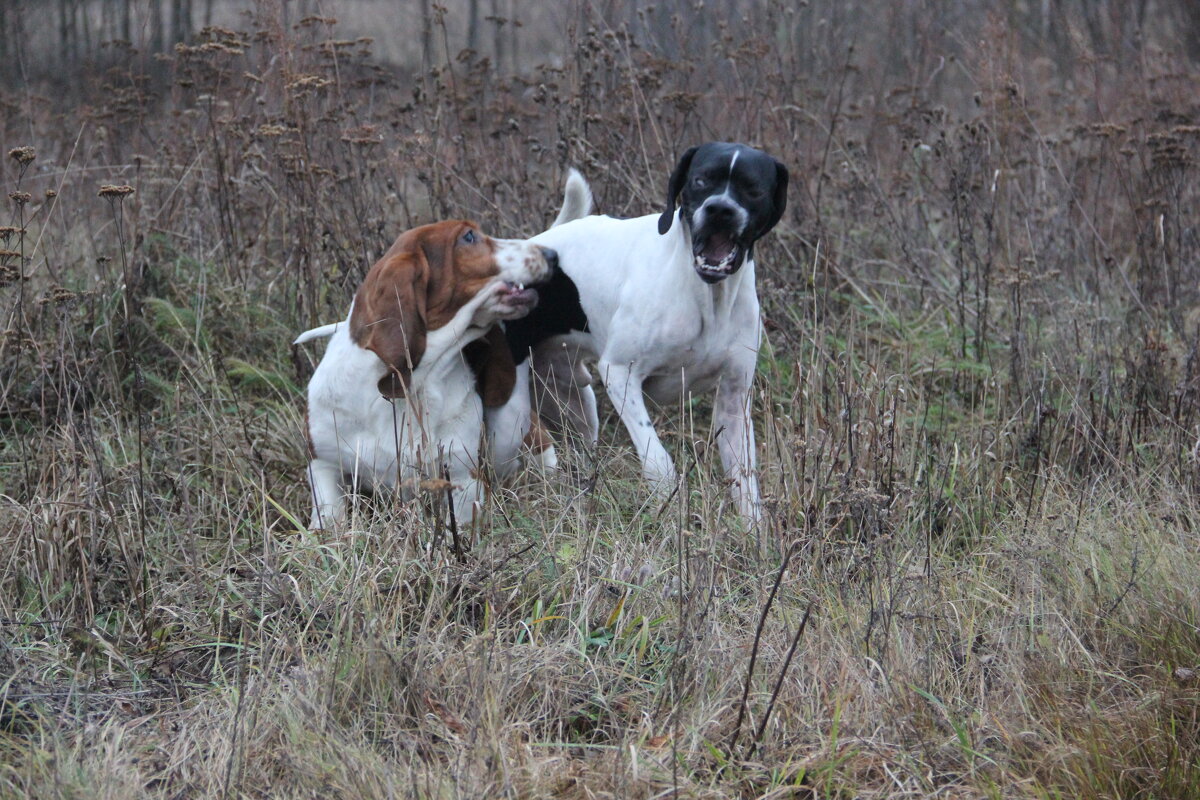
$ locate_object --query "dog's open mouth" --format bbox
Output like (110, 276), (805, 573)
(693, 232), (743, 283)
(497, 280), (539, 311)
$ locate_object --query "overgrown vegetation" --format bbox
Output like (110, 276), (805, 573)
(2, 1), (1200, 797)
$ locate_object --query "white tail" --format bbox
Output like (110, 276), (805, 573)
(293, 322), (340, 345)
(551, 168), (593, 228)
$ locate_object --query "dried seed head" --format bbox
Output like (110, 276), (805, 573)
(340, 124), (382, 145)
(45, 189), (57, 199)
(98, 184), (135, 198)
(8, 191), (31, 206)
(8, 146), (35, 165)
(38, 285), (78, 306)
(0, 226), (18, 242)
(0, 262), (21, 286)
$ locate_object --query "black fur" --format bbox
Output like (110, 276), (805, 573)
(506, 143), (787, 357)
(669, 142), (789, 282)
(658, 145), (699, 235)
(502, 266), (589, 364)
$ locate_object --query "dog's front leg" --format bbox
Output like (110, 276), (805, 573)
(307, 458), (346, 529)
(485, 361), (534, 478)
(599, 360), (679, 493)
(450, 473), (483, 531)
(441, 443), (484, 532)
(713, 371), (762, 523)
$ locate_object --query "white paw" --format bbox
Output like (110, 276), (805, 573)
(534, 445), (560, 471)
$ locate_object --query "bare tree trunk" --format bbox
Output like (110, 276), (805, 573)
(79, 0), (92, 60)
(467, 0), (480, 54)
(491, 0), (504, 73)
(1181, 0), (1200, 62)
(204, 0), (214, 27)
(420, 0), (433, 68)
(101, 0), (113, 45)
(59, 0), (68, 70)
(508, 0), (517, 73)
(0, 1), (8, 67)
(122, 0), (132, 42)
(1078, 0), (1110, 56)
(150, 0), (165, 53)
(171, 0), (188, 44)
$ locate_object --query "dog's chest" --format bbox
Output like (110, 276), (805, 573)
(640, 328), (736, 402)
(626, 279), (758, 402)
(307, 332), (480, 485)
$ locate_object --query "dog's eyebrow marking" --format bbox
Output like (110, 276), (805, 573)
(728, 151), (739, 180)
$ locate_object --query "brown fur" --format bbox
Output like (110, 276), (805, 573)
(523, 414), (554, 455)
(349, 220), (512, 400)
(464, 324), (518, 408)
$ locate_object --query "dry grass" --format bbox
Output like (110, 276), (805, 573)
(2, 2), (1200, 798)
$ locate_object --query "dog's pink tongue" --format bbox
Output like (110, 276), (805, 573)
(505, 286), (538, 306)
(701, 234), (735, 266)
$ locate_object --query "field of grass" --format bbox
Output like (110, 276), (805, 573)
(2, 2), (1200, 797)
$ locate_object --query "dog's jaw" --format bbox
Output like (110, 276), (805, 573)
(692, 233), (745, 282)
(683, 211), (750, 284)
(492, 281), (540, 317)
(486, 239), (555, 318)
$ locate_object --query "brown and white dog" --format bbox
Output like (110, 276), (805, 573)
(294, 220), (556, 529)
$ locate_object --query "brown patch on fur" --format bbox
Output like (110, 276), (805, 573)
(350, 220), (501, 398)
(523, 413), (554, 454)
(464, 324), (517, 407)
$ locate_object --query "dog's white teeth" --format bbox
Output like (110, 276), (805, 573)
(517, 283), (525, 291)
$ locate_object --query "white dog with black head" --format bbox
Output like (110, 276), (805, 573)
(490, 142), (789, 522)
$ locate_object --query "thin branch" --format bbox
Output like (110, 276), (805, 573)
(748, 602), (814, 759)
(729, 539), (796, 753)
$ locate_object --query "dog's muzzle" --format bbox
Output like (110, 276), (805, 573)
(692, 202), (748, 283)
(497, 246), (557, 313)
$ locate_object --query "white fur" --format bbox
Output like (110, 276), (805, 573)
(551, 168), (592, 229)
(300, 237), (551, 530)
(488, 193), (764, 522)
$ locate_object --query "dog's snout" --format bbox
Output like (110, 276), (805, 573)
(539, 246), (559, 271)
(705, 201), (737, 222)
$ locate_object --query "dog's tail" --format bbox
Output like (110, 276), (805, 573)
(551, 168), (593, 228)
(293, 322), (340, 345)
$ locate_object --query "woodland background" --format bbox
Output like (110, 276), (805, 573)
(2, 1), (1200, 797)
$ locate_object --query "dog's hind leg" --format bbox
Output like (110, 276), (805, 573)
(531, 343), (598, 450)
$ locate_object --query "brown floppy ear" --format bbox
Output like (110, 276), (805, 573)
(350, 240), (429, 399)
(464, 325), (517, 408)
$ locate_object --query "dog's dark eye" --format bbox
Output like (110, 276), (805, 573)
(462, 230), (477, 244)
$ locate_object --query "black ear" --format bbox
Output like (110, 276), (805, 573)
(757, 159), (790, 238)
(658, 145), (699, 235)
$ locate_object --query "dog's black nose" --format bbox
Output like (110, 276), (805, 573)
(706, 201), (738, 222)
(539, 246), (559, 271)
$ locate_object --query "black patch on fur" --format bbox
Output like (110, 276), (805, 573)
(503, 267), (589, 364)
